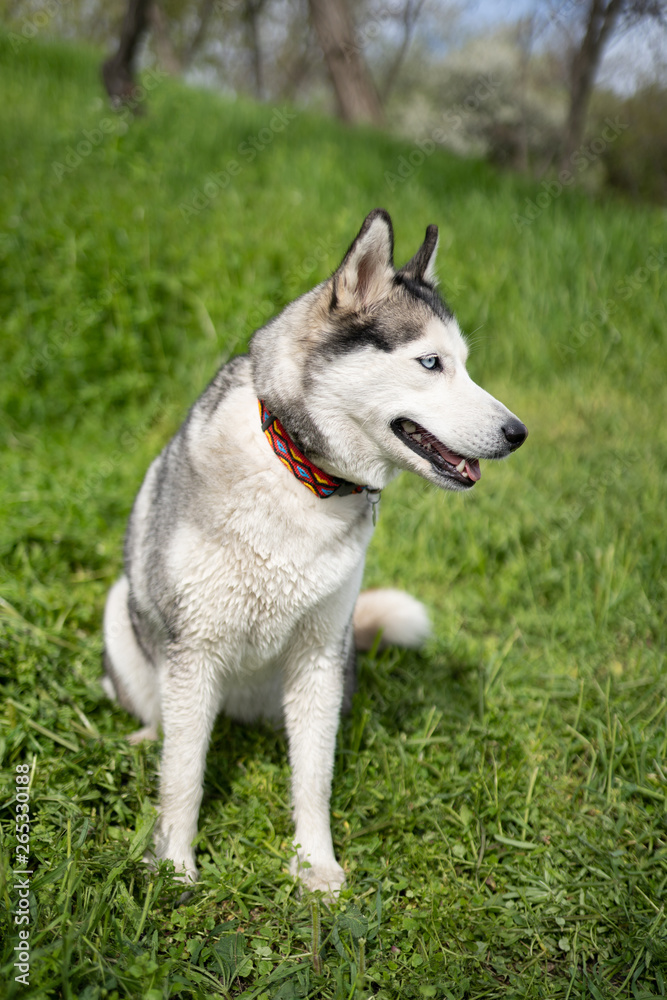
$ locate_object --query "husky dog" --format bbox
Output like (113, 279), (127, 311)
(102, 209), (527, 896)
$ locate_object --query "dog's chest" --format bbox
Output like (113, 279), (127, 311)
(167, 504), (369, 654)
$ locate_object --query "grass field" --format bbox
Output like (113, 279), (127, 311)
(0, 30), (666, 1000)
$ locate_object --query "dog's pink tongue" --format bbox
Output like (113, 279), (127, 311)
(431, 439), (482, 482)
(465, 459), (481, 482)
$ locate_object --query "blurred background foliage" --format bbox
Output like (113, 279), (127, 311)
(3, 0), (667, 203)
(1, 7), (666, 996)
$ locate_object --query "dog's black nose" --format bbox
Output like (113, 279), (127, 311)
(502, 418), (528, 451)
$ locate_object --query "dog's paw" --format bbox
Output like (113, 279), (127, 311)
(291, 857), (346, 901)
(127, 724), (158, 744)
(144, 845), (199, 884)
(174, 862), (199, 884)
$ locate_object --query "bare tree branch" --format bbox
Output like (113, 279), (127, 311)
(182, 0), (217, 69)
(380, 0), (427, 105)
(560, 0), (666, 169)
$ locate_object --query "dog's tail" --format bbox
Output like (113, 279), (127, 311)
(353, 589), (431, 652)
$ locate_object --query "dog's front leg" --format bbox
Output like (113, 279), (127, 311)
(152, 657), (219, 882)
(282, 646), (346, 898)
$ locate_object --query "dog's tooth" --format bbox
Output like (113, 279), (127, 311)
(461, 469), (469, 478)
(456, 459), (466, 473)
(403, 420), (417, 434)
(413, 433), (422, 442)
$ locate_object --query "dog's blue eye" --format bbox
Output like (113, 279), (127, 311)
(420, 356), (439, 370)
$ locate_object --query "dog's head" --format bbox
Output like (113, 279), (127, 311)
(251, 209), (527, 492)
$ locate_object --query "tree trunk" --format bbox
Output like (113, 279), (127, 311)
(244, 0), (267, 100)
(308, 0), (384, 126)
(560, 0), (624, 169)
(150, 2), (183, 76)
(102, 0), (154, 104)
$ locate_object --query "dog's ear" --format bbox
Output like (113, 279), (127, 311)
(398, 224), (439, 286)
(332, 208), (394, 311)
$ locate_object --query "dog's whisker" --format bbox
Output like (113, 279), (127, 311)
(102, 209), (527, 896)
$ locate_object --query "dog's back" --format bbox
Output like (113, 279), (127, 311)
(102, 209), (525, 895)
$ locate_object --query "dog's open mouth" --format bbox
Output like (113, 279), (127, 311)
(391, 418), (481, 487)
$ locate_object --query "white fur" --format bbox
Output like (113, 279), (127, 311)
(337, 214), (395, 310)
(104, 575), (160, 736)
(105, 380), (376, 891)
(422, 234), (440, 286)
(102, 211), (525, 897)
(353, 588), (432, 651)
(306, 314), (519, 492)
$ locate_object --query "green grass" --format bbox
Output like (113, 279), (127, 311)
(1, 30), (666, 1000)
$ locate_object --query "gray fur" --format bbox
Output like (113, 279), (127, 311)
(197, 353), (250, 419)
(341, 617), (357, 716)
(102, 208), (526, 895)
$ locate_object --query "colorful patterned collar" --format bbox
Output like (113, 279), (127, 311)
(258, 400), (380, 508)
